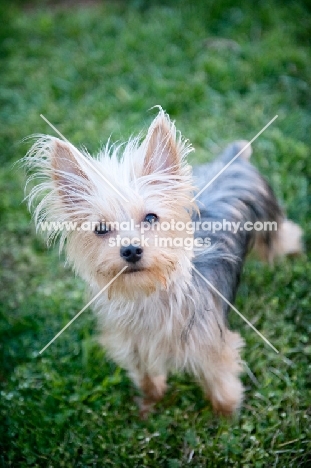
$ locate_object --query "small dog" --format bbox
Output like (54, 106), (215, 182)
(24, 109), (302, 418)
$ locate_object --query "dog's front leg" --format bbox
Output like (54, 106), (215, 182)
(137, 374), (167, 419)
(126, 355), (167, 419)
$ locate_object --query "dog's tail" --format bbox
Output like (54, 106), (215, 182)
(221, 141), (303, 262)
(193, 140), (303, 266)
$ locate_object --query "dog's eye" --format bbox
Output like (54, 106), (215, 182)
(94, 223), (110, 236)
(144, 213), (159, 224)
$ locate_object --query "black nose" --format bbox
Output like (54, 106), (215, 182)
(120, 245), (143, 263)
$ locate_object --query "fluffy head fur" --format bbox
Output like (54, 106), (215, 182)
(23, 109), (303, 418)
(24, 110), (196, 299)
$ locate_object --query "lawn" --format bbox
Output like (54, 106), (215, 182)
(0, 0), (310, 466)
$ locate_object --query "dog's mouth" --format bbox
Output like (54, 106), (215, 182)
(123, 267), (144, 275)
(123, 267), (144, 274)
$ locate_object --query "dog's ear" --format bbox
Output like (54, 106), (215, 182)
(50, 139), (90, 205)
(51, 139), (86, 180)
(142, 110), (182, 176)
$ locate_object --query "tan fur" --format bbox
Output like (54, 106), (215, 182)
(235, 140), (252, 161)
(272, 219), (303, 258)
(254, 219), (303, 263)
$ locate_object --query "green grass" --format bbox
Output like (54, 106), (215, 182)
(1, 0), (311, 466)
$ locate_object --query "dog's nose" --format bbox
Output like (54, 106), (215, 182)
(120, 245), (143, 263)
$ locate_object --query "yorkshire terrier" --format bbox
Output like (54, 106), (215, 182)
(24, 109), (302, 418)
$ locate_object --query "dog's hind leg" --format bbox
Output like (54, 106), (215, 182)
(198, 330), (244, 416)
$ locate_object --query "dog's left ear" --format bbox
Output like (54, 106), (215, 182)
(142, 110), (182, 176)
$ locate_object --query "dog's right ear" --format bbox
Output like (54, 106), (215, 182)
(49, 139), (90, 206)
(23, 136), (95, 242)
(51, 139), (87, 184)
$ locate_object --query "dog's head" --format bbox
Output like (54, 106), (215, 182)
(25, 109), (196, 298)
